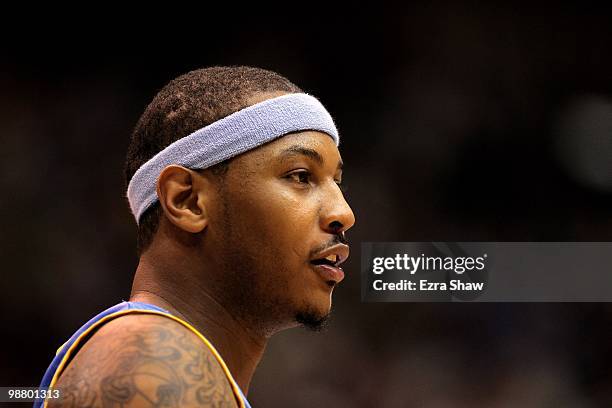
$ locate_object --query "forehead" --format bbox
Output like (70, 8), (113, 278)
(233, 131), (342, 171)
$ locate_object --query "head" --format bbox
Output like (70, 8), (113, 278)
(125, 66), (355, 335)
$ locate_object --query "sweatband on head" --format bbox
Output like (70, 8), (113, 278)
(127, 93), (339, 224)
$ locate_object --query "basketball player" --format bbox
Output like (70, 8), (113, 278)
(35, 66), (355, 407)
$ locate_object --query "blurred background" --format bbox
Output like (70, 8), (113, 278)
(2, 6), (612, 407)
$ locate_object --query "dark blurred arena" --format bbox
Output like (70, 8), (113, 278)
(2, 6), (612, 407)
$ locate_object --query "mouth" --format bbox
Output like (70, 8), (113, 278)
(309, 244), (350, 286)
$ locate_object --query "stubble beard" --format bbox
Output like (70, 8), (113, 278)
(295, 308), (331, 332)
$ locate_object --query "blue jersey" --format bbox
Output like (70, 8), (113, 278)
(35, 301), (252, 408)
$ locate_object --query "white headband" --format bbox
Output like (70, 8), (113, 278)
(127, 93), (339, 223)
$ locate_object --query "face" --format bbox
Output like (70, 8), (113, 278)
(201, 130), (355, 335)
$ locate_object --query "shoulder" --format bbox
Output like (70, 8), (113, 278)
(49, 313), (238, 407)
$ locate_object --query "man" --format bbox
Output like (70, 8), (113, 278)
(36, 66), (355, 407)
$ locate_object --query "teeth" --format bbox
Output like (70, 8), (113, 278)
(325, 254), (336, 263)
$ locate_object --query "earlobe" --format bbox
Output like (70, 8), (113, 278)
(156, 165), (208, 233)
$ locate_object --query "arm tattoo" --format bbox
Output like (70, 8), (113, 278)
(49, 315), (238, 407)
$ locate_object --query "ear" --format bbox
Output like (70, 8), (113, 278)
(156, 165), (209, 233)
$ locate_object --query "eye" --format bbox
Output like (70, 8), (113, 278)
(286, 170), (312, 185)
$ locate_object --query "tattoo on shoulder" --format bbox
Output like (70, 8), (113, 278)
(49, 315), (238, 407)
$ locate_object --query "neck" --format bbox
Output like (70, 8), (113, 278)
(129, 252), (267, 395)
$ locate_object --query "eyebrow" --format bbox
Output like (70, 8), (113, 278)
(278, 145), (343, 170)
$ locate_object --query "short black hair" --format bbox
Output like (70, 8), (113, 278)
(125, 66), (302, 256)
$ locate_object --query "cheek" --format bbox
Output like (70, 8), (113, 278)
(233, 184), (319, 244)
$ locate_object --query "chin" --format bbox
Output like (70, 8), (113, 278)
(294, 301), (332, 332)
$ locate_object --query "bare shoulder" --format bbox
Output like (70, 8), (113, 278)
(49, 313), (238, 407)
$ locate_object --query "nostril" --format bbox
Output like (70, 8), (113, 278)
(328, 220), (343, 233)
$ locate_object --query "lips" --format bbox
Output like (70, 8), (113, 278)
(309, 243), (350, 285)
(310, 263), (345, 285)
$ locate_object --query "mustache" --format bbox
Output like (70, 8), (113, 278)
(336, 231), (348, 246)
(310, 232), (349, 256)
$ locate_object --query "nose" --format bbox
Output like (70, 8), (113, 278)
(320, 183), (356, 236)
